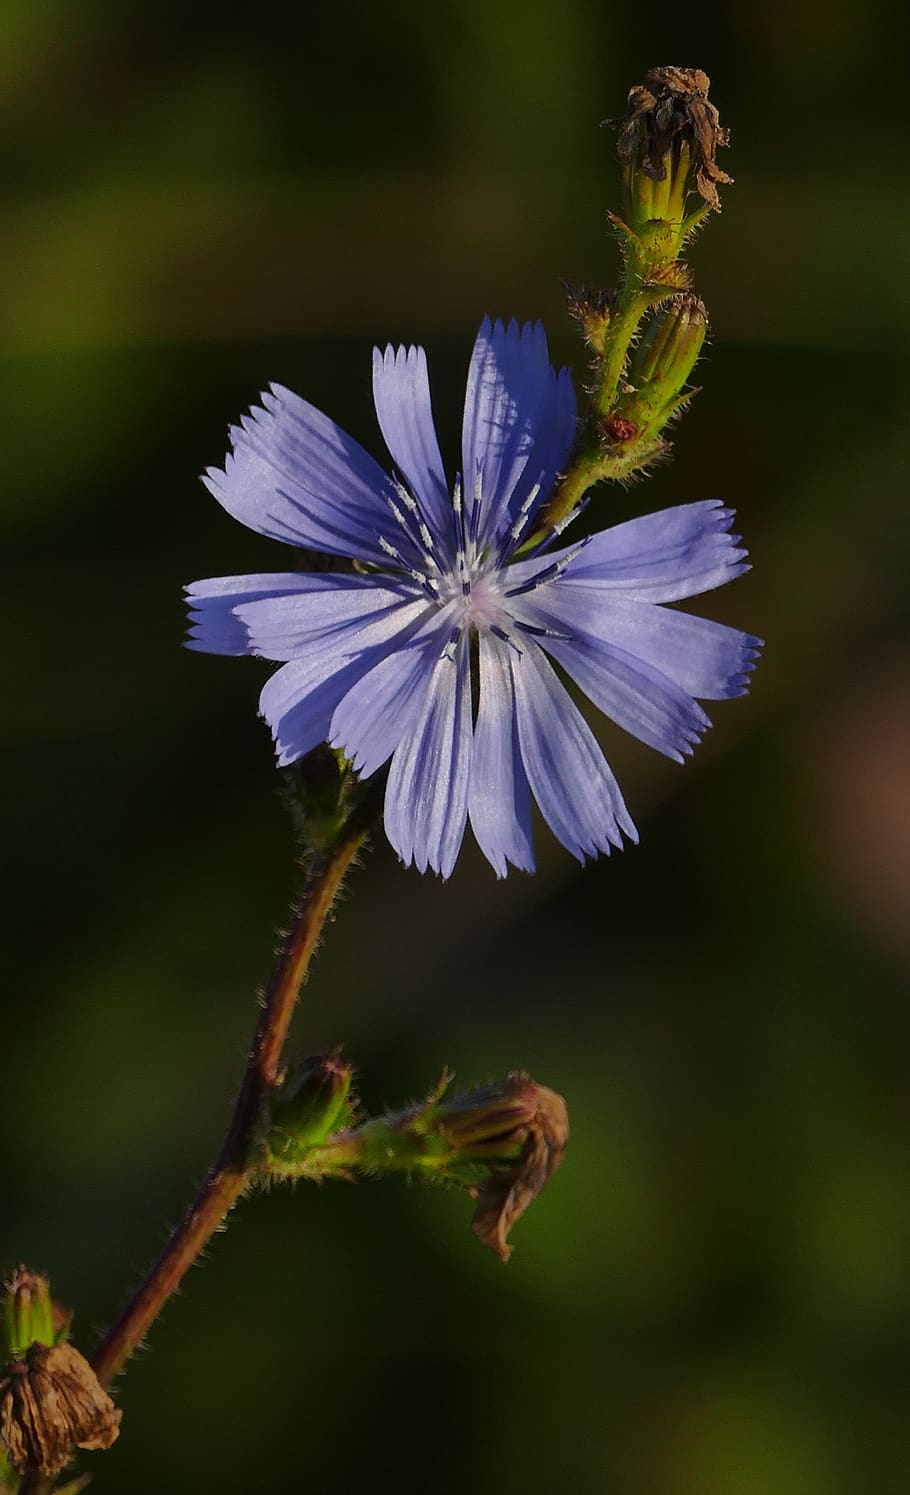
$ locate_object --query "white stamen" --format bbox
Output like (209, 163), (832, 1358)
(388, 500), (408, 530)
(510, 481), (542, 542)
(394, 479), (419, 514)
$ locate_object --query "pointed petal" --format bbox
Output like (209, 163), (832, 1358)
(506, 500), (749, 602)
(203, 383), (404, 566)
(467, 633), (535, 877)
(384, 635), (473, 878)
(461, 318), (576, 549)
(372, 344), (451, 549)
(510, 639), (637, 862)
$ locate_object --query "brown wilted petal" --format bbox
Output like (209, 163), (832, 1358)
(470, 1084), (569, 1263)
(614, 66), (732, 211)
(0, 1343), (121, 1477)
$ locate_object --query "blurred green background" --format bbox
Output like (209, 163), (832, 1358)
(3, 1), (909, 1491)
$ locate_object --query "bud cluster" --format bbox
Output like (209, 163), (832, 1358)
(540, 66), (729, 533)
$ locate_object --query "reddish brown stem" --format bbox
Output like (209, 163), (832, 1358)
(89, 816), (371, 1392)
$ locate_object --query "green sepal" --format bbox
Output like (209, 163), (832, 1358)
(2, 1269), (54, 1359)
(614, 293), (707, 442)
(279, 745), (362, 854)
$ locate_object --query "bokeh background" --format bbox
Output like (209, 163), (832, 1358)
(3, 2), (909, 1491)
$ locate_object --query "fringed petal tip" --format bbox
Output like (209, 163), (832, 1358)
(567, 816), (640, 866)
(183, 599), (251, 657)
(200, 464), (227, 498)
(725, 635), (763, 697)
(274, 741), (305, 769)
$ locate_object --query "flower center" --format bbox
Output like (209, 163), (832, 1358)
(442, 568), (507, 634)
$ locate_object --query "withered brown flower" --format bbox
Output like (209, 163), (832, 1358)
(614, 66), (732, 212)
(468, 1080), (570, 1263)
(0, 1342), (121, 1477)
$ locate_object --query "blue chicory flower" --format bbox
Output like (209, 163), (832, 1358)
(186, 318), (759, 877)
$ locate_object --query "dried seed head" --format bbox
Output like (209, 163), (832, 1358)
(0, 1342), (121, 1477)
(613, 65), (732, 216)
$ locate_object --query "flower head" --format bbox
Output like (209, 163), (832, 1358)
(187, 318), (759, 877)
(614, 65), (732, 220)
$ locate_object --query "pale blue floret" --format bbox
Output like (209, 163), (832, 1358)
(186, 317), (760, 878)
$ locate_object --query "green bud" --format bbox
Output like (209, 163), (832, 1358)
(279, 744), (359, 853)
(2, 1269), (54, 1359)
(565, 281), (615, 356)
(267, 1050), (355, 1164)
(620, 292), (707, 430)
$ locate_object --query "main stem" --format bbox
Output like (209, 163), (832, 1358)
(89, 815), (372, 1391)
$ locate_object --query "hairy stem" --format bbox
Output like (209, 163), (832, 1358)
(89, 800), (377, 1392)
(592, 285), (663, 418)
(536, 273), (677, 537)
(543, 430), (668, 528)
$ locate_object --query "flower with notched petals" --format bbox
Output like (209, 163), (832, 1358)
(187, 319), (759, 877)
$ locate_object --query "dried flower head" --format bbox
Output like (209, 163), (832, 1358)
(615, 66), (732, 213)
(0, 1342), (121, 1477)
(464, 1076), (570, 1263)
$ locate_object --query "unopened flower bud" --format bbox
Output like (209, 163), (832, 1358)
(268, 1050), (355, 1162)
(613, 66), (731, 230)
(564, 281), (616, 355)
(625, 293), (708, 424)
(2, 1270), (54, 1361)
(0, 1342), (121, 1477)
(280, 745), (367, 853)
